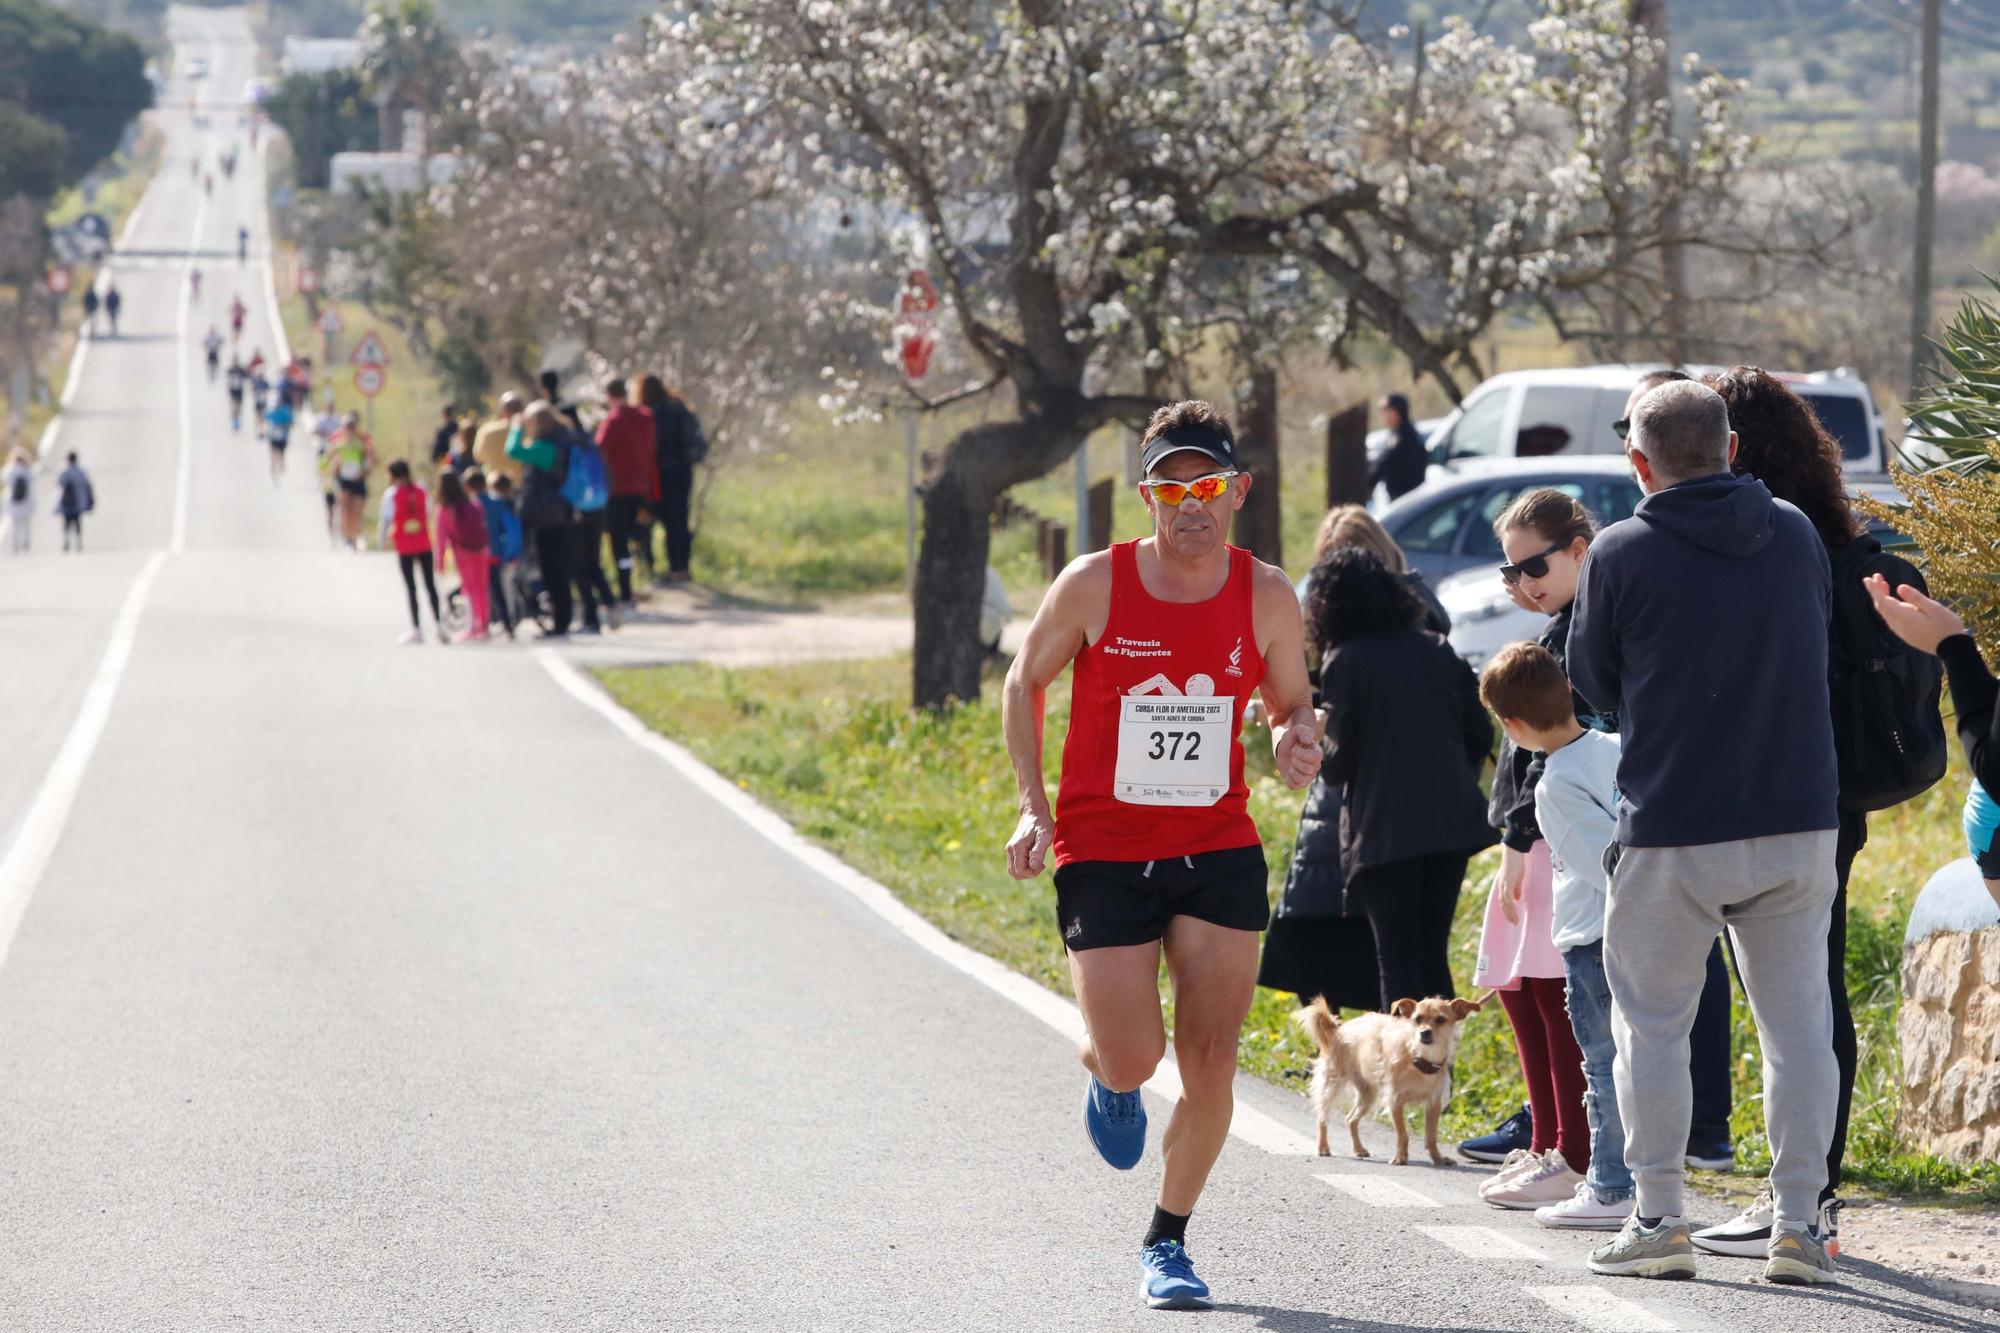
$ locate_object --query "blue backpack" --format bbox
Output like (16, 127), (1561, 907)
(558, 429), (608, 512)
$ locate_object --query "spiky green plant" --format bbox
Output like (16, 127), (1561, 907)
(1860, 277), (2000, 646)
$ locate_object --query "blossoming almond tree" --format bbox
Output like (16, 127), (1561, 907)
(685, 0), (1849, 706)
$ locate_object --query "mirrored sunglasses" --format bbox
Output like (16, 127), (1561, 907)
(1142, 471), (1238, 506)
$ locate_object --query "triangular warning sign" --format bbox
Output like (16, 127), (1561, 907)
(350, 330), (390, 367)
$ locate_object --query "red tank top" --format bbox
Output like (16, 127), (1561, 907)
(1052, 540), (1267, 866)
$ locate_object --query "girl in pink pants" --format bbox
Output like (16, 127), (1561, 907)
(433, 469), (493, 640)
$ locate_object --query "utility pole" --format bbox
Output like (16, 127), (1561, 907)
(1910, 0), (1941, 395)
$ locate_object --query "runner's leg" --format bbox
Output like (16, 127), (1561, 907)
(1156, 916), (1258, 1213)
(1068, 940), (1166, 1093)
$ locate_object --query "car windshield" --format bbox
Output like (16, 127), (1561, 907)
(1799, 392), (1872, 462)
(1439, 388), (1509, 461)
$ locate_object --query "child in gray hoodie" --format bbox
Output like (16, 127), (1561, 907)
(1480, 642), (1629, 1232)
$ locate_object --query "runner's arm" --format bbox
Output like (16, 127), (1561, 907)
(1254, 564), (1322, 790)
(1001, 558), (1104, 879)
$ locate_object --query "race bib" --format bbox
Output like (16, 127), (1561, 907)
(1114, 695), (1234, 806)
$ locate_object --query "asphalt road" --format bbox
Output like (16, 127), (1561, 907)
(0, 8), (1992, 1332)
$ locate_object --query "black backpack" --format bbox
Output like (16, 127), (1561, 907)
(9, 472), (26, 503)
(1828, 538), (1946, 812)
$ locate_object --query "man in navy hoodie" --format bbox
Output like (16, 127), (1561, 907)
(1567, 380), (1839, 1286)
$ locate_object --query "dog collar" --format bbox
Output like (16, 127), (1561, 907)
(1412, 1056), (1443, 1075)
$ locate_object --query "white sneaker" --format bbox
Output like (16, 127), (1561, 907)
(1535, 1180), (1634, 1230)
(399, 629), (422, 646)
(1692, 1192), (1842, 1260)
(435, 627), (451, 645)
(1478, 1148), (1546, 1198)
(1691, 1191), (1772, 1258)
(1485, 1150), (1585, 1209)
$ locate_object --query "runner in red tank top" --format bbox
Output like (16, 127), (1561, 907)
(1001, 401), (1320, 1311)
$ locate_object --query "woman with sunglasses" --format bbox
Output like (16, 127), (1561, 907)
(1470, 488), (1619, 1222)
(1308, 546), (1496, 1015)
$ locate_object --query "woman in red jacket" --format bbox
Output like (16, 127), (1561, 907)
(378, 459), (445, 645)
(597, 376), (658, 609)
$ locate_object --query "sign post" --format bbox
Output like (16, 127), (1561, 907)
(897, 269), (939, 597)
(350, 328), (389, 434)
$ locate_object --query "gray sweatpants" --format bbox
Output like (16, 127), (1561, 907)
(1604, 829), (1838, 1228)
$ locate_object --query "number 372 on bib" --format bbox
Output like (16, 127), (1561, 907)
(1113, 695), (1235, 807)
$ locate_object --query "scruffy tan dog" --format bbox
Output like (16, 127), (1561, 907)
(1291, 995), (1482, 1165)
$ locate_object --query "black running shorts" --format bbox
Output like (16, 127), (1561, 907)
(1053, 844), (1269, 952)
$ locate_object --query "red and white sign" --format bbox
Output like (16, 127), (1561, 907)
(896, 268), (939, 383)
(318, 306), (342, 335)
(298, 266), (320, 294)
(349, 330), (390, 369)
(353, 363), (387, 398)
(46, 267), (72, 295)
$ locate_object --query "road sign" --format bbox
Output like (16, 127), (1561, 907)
(74, 213), (110, 242)
(350, 330), (389, 369)
(299, 266), (320, 294)
(46, 267), (73, 296)
(318, 306), (342, 335)
(354, 364), (387, 398)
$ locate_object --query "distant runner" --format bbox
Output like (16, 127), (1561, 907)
(225, 357), (247, 432)
(204, 326), (224, 382)
(265, 394), (294, 483)
(1001, 400), (1321, 1311)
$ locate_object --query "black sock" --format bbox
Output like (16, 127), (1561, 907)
(1637, 1215), (1663, 1228)
(1143, 1206), (1189, 1249)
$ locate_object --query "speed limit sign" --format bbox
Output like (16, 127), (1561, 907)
(47, 267), (73, 295)
(354, 364), (387, 398)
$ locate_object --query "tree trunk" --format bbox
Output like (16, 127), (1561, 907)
(1633, 0), (1690, 363)
(1232, 367), (1282, 567)
(911, 412), (1099, 710)
(912, 462), (994, 708)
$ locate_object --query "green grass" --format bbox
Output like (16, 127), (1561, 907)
(24, 126), (165, 454)
(598, 652), (2000, 1205)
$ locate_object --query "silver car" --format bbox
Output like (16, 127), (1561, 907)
(1435, 476), (1916, 670)
(1374, 457), (1644, 586)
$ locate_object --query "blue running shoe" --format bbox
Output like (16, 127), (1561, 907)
(1140, 1239), (1212, 1309)
(1458, 1104), (1532, 1164)
(1082, 1076), (1146, 1170)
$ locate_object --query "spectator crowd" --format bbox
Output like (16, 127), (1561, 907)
(1258, 366), (1977, 1284)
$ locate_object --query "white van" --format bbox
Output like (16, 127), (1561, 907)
(1426, 364), (1890, 476)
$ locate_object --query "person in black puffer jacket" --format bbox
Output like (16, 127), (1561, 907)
(1309, 547), (1496, 1010)
(1261, 506), (1449, 1012)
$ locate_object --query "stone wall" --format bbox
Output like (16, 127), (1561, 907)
(1900, 923), (2000, 1162)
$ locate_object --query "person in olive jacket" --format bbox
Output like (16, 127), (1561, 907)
(1310, 546), (1498, 1009)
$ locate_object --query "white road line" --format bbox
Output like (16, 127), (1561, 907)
(1313, 1173), (1443, 1208)
(0, 551), (166, 976)
(257, 135), (291, 367)
(533, 650), (1322, 1158)
(1522, 1284), (1680, 1332)
(1416, 1224), (1550, 1261)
